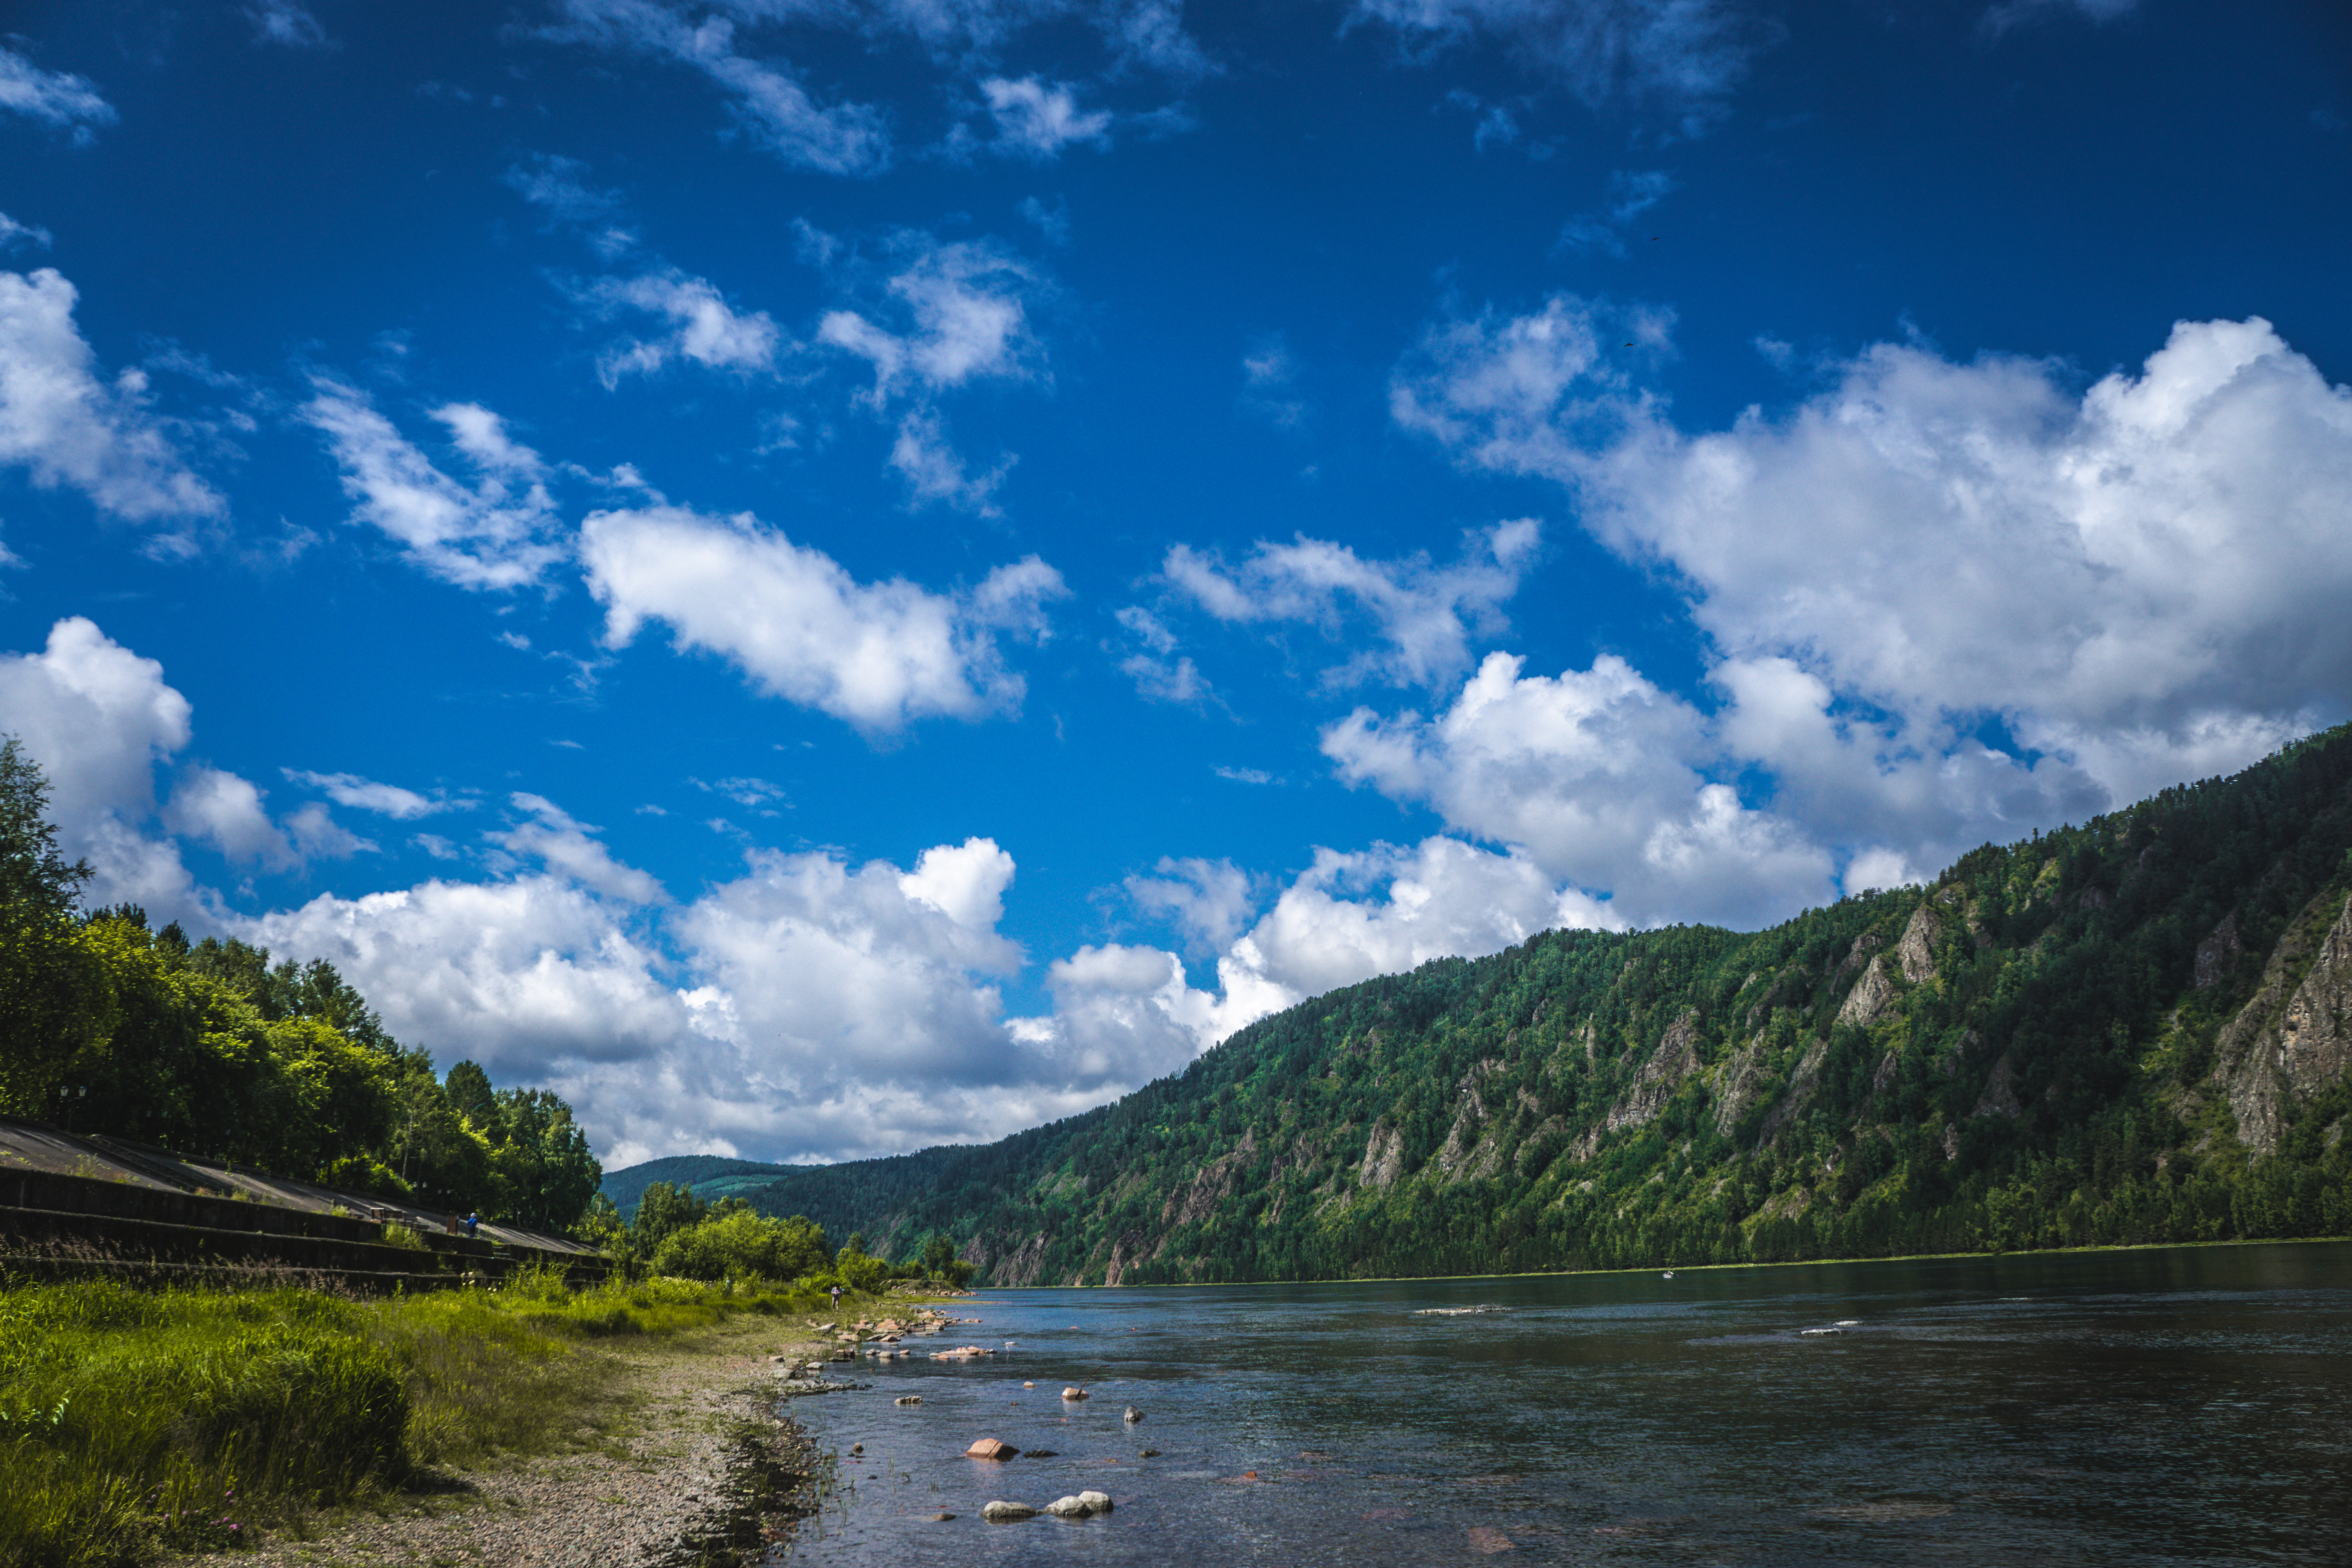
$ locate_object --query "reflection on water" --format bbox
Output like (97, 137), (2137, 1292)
(776, 1242), (2352, 1565)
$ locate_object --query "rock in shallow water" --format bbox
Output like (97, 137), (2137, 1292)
(1124, 1405), (1144, 1423)
(982, 1501), (1037, 1522)
(1045, 1490), (1114, 1519)
(965, 1437), (1020, 1460)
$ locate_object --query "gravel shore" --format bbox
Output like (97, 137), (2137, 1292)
(171, 1328), (831, 1568)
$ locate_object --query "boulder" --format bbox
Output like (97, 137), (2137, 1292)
(1123, 1405), (1144, 1423)
(895, 1395), (922, 1406)
(981, 1501), (1036, 1523)
(1061, 1387), (1089, 1400)
(1045, 1491), (1114, 1519)
(965, 1437), (1020, 1460)
(1138, 1448), (1161, 1457)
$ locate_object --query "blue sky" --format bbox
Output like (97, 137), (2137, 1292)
(3, 0), (2348, 1167)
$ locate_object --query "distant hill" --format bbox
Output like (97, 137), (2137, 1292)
(599, 1154), (808, 1219)
(728, 722), (2352, 1284)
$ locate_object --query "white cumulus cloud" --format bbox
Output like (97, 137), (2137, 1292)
(1389, 301), (2352, 910)
(1323, 651), (1835, 927)
(579, 502), (1066, 734)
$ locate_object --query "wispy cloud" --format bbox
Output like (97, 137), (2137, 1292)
(0, 47), (116, 136)
(1556, 169), (1676, 256)
(1161, 520), (1542, 690)
(300, 383), (567, 590)
(244, 0), (335, 49)
(0, 268), (224, 527)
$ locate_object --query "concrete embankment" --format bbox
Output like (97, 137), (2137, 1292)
(0, 1114), (604, 1289)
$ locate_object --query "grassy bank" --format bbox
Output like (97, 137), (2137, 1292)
(0, 1267), (852, 1568)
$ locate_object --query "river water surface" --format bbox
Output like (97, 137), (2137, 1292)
(775, 1242), (2352, 1565)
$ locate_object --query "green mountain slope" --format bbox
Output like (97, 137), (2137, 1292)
(739, 725), (2352, 1283)
(599, 1154), (805, 1218)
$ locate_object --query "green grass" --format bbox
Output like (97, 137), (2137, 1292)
(0, 1267), (846, 1567)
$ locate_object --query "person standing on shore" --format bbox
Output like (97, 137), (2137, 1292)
(829, 1283), (842, 1310)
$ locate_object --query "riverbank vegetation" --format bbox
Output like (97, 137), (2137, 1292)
(713, 723), (2352, 1283)
(611, 1181), (976, 1289)
(0, 737), (601, 1234)
(0, 1267), (855, 1568)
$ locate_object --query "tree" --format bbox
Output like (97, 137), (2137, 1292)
(444, 1060), (497, 1128)
(650, 1209), (829, 1281)
(629, 1181), (710, 1255)
(490, 1087), (603, 1234)
(0, 736), (91, 918)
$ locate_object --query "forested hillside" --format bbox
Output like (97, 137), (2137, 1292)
(601, 1154), (802, 1218)
(728, 723), (2352, 1284)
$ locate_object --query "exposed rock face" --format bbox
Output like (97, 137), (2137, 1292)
(2196, 914), (2243, 989)
(1759, 1037), (1829, 1145)
(1974, 1053), (2022, 1120)
(1897, 903), (1941, 984)
(1435, 1080), (1491, 1181)
(1359, 1121), (1405, 1189)
(2218, 892), (2352, 1153)
(1598, 1008), (1703, 1137)
(1870, 1049), (1901, 1094)
(977, 1230), (1052, 1286)
(1163, 1127), (1258, 1229)
(1712, 1033), (1772, 1138)
(1837, 957), (1896, 1029)
(1101, 1228), (1150, 1287)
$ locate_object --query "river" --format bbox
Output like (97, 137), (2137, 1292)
(774, 1241), (2352, 1565)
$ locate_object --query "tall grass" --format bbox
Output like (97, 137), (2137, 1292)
(0, 1267), (839, 1567)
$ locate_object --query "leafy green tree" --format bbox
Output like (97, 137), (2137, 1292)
(650, 1209), (829, 1281)
(388, 1058), (496, 1212)
(0, 735), (91, 918)
(444, 1060), (497, 1128)
(575, 1190), (626, 1249)
(833, 1234), (889, 1292)
(628, 1180), (710, 1255)
(488, 1087), (603, 1234)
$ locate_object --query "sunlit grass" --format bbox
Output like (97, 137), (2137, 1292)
(0, 1266), (846, 1567)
